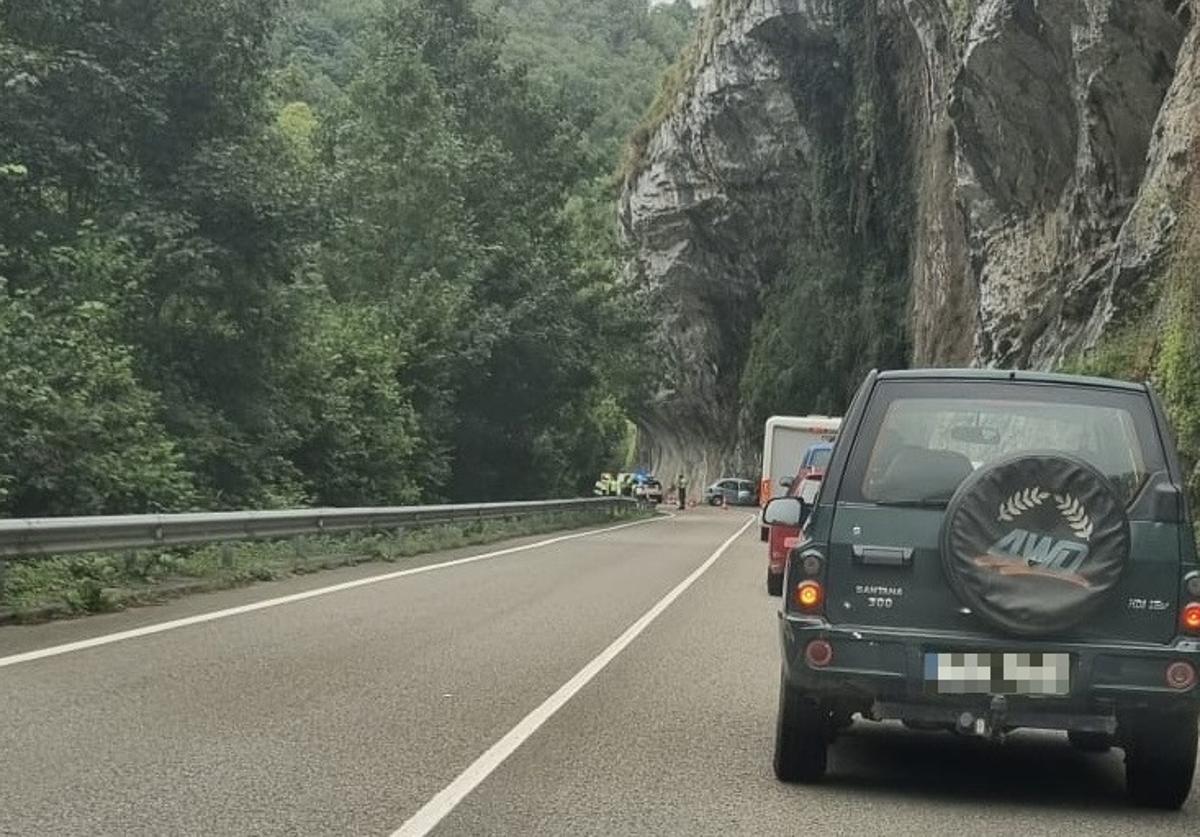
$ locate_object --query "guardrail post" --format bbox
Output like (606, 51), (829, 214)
(220, 543), (234, 569)
(0, 558), (8, 606)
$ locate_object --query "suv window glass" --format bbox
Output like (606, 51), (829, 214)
(809, 448), (832, 469)
(846, 382), (1162, 506)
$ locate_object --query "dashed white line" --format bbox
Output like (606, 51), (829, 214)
(390, 514), (756, 837)
(0, 513), (669, 670)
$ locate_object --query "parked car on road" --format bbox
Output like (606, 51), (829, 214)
(704, 478), (757, 506)
(764, 442), (832, 596)
(765, 368), (1200, 809)
(764, 474), (822, 596)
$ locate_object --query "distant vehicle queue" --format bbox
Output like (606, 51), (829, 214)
(592, 414), (840, 526)
(594, 470), (756, 509)
(594, 471), (663, 504)
(759, 415), (842, 594)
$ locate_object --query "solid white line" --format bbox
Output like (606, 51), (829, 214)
(0, 513), (671, 670)
(390, 514), (756, 837)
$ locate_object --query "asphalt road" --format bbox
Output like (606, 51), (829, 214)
(1, 508), (1197, 835)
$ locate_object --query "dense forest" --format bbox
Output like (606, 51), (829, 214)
(0, 0), (697, 515)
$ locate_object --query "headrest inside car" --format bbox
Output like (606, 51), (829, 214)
(875, 446), (974, 503)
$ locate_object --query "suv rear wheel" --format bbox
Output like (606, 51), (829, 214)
(773, 679), (827, 782)
(1124, 712), (1198, 809)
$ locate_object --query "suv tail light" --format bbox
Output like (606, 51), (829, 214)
(1182, 602), (1200, 633)
(1186, 574), (1200, 598)
(799, 549), (823, 577)
(805, 639), (833, 667)
(794, 580), (824, 611)
(1166, 661), (1197, 690)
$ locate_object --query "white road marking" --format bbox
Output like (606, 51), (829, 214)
(390, 514), (756, 837)
(0, 513), (670, 670)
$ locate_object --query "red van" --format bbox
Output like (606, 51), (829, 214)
(765, 442), (832, 596)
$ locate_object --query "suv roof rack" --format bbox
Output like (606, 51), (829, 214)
(876, 368), (1145, 392)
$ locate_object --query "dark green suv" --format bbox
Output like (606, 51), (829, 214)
(763, 369), (1200, 808)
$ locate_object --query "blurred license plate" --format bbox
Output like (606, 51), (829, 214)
(924, 652), (1070, 696)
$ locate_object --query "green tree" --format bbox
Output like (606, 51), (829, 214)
(0, 237), (196, 516)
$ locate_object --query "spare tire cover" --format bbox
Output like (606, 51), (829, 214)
(941, 452), (1130, 637)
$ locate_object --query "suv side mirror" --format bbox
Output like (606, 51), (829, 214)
(780, 477), (793, 489)
(763, 496), (810, 527)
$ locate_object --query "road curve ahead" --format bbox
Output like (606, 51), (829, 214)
(1, 508), (1197, 836)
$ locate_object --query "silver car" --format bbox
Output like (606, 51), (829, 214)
(704, 478), (757, 506)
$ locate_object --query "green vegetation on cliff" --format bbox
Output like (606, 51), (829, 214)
(621, 0), (737, 180)
(738, 4), (913, 428)
(1065, 173), (1200, 499)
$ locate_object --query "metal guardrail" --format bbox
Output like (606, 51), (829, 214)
(0, 498), (637, 559)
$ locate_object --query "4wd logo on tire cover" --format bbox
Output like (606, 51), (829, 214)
(975, 488), (1095, 588)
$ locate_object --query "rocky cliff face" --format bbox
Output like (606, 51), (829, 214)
(621, 0), (1197, 486)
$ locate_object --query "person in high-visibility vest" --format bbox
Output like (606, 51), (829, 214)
(595, 473), (614, 496)
(676, 473), (688, 510)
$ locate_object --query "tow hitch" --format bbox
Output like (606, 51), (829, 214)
(953, 695), (1009, 739)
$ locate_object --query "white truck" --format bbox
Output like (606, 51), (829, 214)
(759, 415), (841, 540)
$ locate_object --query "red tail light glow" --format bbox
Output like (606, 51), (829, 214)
(1182, 602), (1200, 632)
(794, 580), (823, 611)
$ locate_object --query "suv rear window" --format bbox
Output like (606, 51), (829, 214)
(845, 381), (1163, 506)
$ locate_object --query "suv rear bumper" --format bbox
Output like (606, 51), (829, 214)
(779, 614), (1200, 726)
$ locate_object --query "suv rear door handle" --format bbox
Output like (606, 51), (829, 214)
(852, 545), (913, 567)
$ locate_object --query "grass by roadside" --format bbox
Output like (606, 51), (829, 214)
(0, 507), (656, 625)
